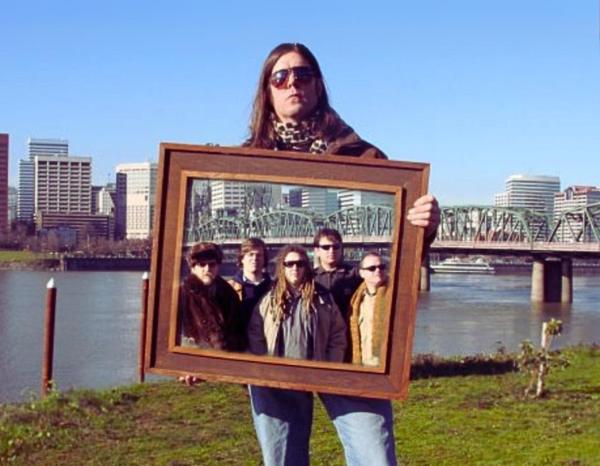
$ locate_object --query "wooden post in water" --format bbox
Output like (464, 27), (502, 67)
(138, 272), (150, 383)
(41, 278), (57, 398)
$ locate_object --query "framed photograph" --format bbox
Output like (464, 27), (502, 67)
(145, 143), (429, 399)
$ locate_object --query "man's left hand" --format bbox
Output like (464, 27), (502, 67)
(407, 194), (440, 239)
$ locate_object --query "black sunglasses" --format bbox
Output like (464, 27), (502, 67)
(197, 260), (218, 268)
(270, 66), (315, 89)
(283, 260), (307, 269)
(318, 244), (341, 251)
(361, 264), (386, 272)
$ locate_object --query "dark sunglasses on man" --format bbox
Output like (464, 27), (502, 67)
(283, 260), (307, 269)
(270, 66), (315, 89)
(318, 243), (341, 251)
(361, 264), (386, 272)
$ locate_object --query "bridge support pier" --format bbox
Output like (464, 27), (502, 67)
(561, 258), (573, 303)
(531, 259), (545, 302)
(419, 255), (431, 292)
(531, 257), (572, 303)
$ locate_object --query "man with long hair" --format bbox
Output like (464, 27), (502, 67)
(247, 244), (346, 361)
(245, 42), (440, 466)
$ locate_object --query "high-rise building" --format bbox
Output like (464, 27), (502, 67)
(28, 138), (68, 159)
(34, 155), (92, 215)
(554, 186), (600, 242)
(8, 186), (17, 224)
(337, 189), (394, 210)
(494, 174), (560, 214)
(0, 134), (8, 231)
(210, 180), (246, 217)
(16, 137), (70, 224)
(209, 180), (282, 216)
(115, 162), (157, 239)
(17, 159), (34, 223)
(301, 188), (339, 216)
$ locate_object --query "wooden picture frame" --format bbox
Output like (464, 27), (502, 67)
(145, 143), (429, 399)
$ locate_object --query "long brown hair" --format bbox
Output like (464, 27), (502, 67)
(270, 244), (315, 321)
(245, 42), (347, 149)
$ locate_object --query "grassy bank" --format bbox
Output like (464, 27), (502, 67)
(1, 346), (598, 465)
(0, 250), (51, 263)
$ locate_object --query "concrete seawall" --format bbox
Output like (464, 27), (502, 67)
(60, 257), (151, 271)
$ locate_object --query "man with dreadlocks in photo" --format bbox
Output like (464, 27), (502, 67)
(247, 244), (346, 363)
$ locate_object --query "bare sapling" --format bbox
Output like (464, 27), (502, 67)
(517, 318), (569, 398)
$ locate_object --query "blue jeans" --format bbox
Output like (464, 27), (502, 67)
(249, 386), (397, 466)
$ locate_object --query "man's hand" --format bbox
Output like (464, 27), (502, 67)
(177, 374), (203, 386)
(407, 194), (440, 239)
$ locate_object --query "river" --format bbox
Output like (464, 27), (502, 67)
(1, 270), (598, 403)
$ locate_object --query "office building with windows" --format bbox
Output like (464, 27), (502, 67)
(115, 162), (157, 239)
(0, 134), (8, 231)
(28, 138), (68, 158)
(17, 159), (35, 223)
(337, 189), (394, 210)
(494, 174), (560, 214)
(301, 188), (338, 216)
(34, 155), (92, 214)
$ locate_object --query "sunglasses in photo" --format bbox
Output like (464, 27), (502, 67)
(270, 66), (315, 89)
(318, 244), (341, 251)
(196, 261), (218, 268)
(283, 260), (307, 269)
(361, 264), (386, 272)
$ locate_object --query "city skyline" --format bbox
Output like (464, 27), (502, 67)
(1, 2), (598, 205)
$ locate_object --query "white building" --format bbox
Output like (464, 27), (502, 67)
(301, 188), (338, 216)
(210, 180), (245, 216)
(495, 174), (560, 214)
(115, 162), (157, 239)
(209, 180), (282, 216)
(34, 155), (92, 214)
(337, 189), (395, 209)
(554, 186), (600, 242)
(97, 183), (116, 215)
(494, 192), (509, 208)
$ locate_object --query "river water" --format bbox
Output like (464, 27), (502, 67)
(1, 270), (599, 403)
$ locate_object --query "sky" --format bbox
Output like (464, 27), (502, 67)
(1, 1), (599, 205)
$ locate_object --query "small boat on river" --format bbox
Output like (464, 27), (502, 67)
(430, 257), (496, 274)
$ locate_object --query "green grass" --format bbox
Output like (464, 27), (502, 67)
(0, 250), (50, 263)
(1, 346), (598, 465)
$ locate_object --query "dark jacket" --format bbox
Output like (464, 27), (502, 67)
(179, 274), (245, 351)
(227, 271), (273, 331)
(326, 126), (436, 253)
(313, 263), (361, 320)
(325, 126), (387, 159)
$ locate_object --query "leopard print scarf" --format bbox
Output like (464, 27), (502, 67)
(273, 117), (328, 154)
